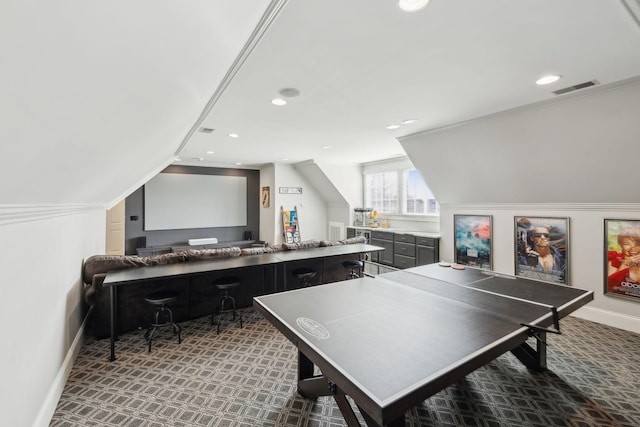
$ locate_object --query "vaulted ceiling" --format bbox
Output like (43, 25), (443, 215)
(3, 0), (640, 206)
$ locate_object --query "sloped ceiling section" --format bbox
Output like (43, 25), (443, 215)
(0, 0), (274, 206)
(400, 80), (640, 205)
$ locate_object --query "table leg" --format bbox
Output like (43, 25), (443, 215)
(296, 350), (402, 427)
(109, 286), (117, 361)
(510, 331), (547, 371)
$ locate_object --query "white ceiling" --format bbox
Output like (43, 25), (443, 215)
(3, 0), (640, 207)
(177, 0), (640, 168)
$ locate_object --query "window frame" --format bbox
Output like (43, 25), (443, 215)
(363, 157), (439, 218)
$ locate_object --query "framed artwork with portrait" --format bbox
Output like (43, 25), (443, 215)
(514, 216), (569, 285)
(604, 219), (640, 301)
(454, 214), (492, 269)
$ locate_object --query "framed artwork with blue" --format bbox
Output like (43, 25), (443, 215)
(454, 214), (492, 269)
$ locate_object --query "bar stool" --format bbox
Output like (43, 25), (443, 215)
(343, 259), (364, 279)
(292, 267), (317, 288)
(144, 290), (181, 353)
(211, 276), (243, 334)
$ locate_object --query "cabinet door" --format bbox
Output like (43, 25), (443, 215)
(394, 241), (416, 257)
(416, 245), (436, 266)
(394, 254), (416, 269)
(372, 238), (394, 265)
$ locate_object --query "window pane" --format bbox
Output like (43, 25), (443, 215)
(365, 172), (398, 213)
(405, 169), (439, 214)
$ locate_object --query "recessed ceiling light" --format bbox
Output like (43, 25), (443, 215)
(206, 150), (214, 154)
(398, 0), (429, 12)
(198, 157), (205, 161)
(271, 98), (287, 106)
(386, 124), (400, 130)
(278, 88), (300, 98)
(235, 162), (242, 166)
(401, 119), (418, 125)
(228, 133), (239, 138)
(536, 74), (562, 85)
(321, 145), (332, 149)
(281, 158), (289, 161)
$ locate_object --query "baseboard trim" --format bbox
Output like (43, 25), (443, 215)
(32, 310), (89, 427)
(572, 305), (640, 335)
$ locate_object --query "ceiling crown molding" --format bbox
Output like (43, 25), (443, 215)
(0, 204), (104, 226)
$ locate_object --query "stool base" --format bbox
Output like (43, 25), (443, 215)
(211, 293), (243, 334)
(144, 305), (181, 353)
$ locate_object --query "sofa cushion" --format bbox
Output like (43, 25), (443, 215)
(82, 253), (187, 284)
(339, 236), (367, 245)
(145, 252), (186, 265)
(319, 240), (340, 247)
(283, 239), (321, 250)
(83, 255), (148, 284)
(182, 247), (242, 261)
(241, 247), (265, 256)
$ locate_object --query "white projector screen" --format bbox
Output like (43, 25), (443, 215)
(144, 173), (247, 231)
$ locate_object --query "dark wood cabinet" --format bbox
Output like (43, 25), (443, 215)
(371, 230), (394, 265)
(393, 234), (416, 268)
(416, 236), (439, 266)
(350, 229), (439, 269)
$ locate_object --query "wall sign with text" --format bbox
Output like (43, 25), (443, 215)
(279, 187), (302, 194)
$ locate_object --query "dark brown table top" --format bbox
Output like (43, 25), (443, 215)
(254, 263), (593, 425)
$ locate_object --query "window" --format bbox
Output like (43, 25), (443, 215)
(364, 161), (439, 215)
(405, 169), (439, 214)
(365, 171), (398, 213)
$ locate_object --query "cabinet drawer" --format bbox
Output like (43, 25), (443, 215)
(416, 236), (436, 247)
(394, 233), (416, 244)
(371, 230), (393, 240)
(394, 254), (416, 269)
(394, 241), (416, 257)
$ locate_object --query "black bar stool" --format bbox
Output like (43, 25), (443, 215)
(343, 260), (364, 279)
(144, 290), (181, 353)
(211, 276), (243, 334)
(292, 267), (317, 288)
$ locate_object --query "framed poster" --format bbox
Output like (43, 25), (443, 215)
(454, 214), (492, 269)
(604, 219), (640, 301)
(514, 216), (569, 284)
(261, 186), (270, 208)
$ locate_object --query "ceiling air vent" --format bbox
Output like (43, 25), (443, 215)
(198, 127), (215, 134)
(552, 80), (599, 95)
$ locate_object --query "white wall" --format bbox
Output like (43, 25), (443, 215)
(402, 80), (640, 205)
(259, 164), (276, 245)
(272, 164), (328, 244)
(303, 161), (364, 235)
(401, 81), (640, 334)
(0, 207), (105, 427)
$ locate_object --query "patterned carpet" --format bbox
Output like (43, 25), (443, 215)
(50, 308), (640, 427)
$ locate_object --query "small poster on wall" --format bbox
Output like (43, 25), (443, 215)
(454, 214), (492, 269)
(604, 219), (640, 302)
(514, 216), (569, 285)
(261, 186), (270, 208)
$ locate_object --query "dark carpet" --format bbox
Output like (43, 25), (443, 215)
(50, 307), (640, 426)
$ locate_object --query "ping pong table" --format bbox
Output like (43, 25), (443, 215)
(253, 263), (593, 427)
